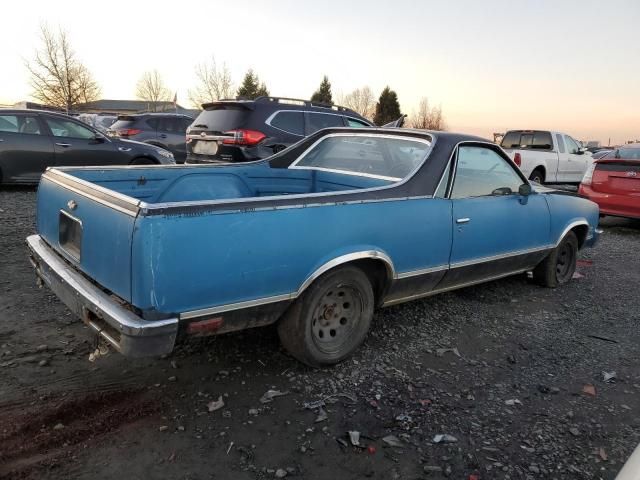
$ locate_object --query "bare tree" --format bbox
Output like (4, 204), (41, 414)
(135, 70), (171, 111)
(339, 86), (375, 120)
(26, 24), (101, 112)
(409, 97), (447, 131)
(188, 58), (234, 108)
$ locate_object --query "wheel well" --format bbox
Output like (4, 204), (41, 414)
(571, 224), (589, 249)
(130, 156), (158, 165)
(531, 166), (546, 180)
(350, 259), (392, 306)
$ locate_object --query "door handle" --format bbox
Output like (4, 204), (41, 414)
(55, 142), (71, 148)
(456, 218), (471, 224)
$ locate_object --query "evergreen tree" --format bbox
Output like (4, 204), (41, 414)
(310, 75), (333, 105)
(237, 69), (269, 99)
(373, 86), (402, 126)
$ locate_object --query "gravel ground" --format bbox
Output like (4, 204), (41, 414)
(0, 187), (639, 480)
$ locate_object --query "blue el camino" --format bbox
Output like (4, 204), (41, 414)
(27, 128), (599, 366)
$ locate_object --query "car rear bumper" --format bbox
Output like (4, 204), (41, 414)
(26, 234), (178, 357)
(578, 185), (640, 220)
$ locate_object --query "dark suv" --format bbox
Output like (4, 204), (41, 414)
(108, 113), (193, 162)
(186, 96), (373, 163)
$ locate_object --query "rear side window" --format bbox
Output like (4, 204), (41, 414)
(146, 118), (159, 129)
(0, 115), (41, 135)
(194, 107), (249, 132)
(346, 118), (369, 127)
(305, 113), (345, 134)
(269, 111), (304, 136)
(158, 117), (182, 133)
(556, 134), (565, 153)
(111, 119), (138, 130)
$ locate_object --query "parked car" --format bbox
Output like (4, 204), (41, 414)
(77, 113), (118, 133)
(578, 144), (640, 219)
(27, 128), (599, 366)
(0, 110), (175, 185)
(108, 113), (193, 163)
(185, 96), (373, 164)
(500, 130), (594, 184)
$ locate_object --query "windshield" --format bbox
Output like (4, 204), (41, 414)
(289, 134), (431, 181)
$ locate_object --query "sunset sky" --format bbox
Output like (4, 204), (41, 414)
(0, 0), (638, 144)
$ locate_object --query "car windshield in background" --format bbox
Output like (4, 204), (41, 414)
(501, 131), (553, 150)
(605, 147), (640, 160)
(289, 134), (431, 181)
(193, 107), (249, 132)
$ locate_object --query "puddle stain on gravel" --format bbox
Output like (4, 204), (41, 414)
(0, 389), (160, 479)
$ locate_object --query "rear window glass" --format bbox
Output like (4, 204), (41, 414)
(194, 107), (249, 132)
(291, 134), (431, 181)
(270, 111), (304, 135)
(501, 131), (552, 150)
(306, 113), (344, 134)
(605, 148), (640, 160)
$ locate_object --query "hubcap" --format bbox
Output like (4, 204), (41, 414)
(311, 284), (363, 355)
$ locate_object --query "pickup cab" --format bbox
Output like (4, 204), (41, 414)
(27, 128), (599, 367)
(500, 130), (593, 184)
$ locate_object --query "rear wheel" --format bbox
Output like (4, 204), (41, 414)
(277, 266), (374, 367)
(129, 157), (155, 165)
(533, 231), (578, 288)
(529, 169), (545, 184)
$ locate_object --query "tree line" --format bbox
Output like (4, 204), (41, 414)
(25, 25), (446, 130)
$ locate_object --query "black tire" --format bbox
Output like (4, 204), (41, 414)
(529, 169), (545, 184)
(277, 266), (374, 367)
(129, 157), (155, 165)
(533, 231), (578, 288)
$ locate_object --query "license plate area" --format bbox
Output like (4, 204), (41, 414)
(193, 140), (219, 156)
(59, 210), (82, 261)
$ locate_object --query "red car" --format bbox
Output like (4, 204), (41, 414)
(579, 145), (640, 220)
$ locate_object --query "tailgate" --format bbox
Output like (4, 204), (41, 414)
(36, 169), (140, 302)
(591, 161), (640, 194)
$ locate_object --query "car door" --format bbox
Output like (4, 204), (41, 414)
(43, 115), (119, 167)
(563, 135), (588, 181)
(439, 144), (551, 288)
(156, 117), (187, 160)
(0, 113), (55, 183)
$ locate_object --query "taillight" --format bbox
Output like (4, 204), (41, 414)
(116, 128), (142, 137)
(222, 129), (266, 146)
(513, 152), (522, 167)
(581, 162), (597, 186)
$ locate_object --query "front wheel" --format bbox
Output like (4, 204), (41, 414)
(277, 266), (374, 367)
(533, 231), (578, 288)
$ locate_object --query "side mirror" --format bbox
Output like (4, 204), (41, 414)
(91, 134), (106, 144)
(518, 183), (532, 196)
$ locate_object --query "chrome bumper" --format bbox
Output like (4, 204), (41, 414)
(26, 235), (178, 357)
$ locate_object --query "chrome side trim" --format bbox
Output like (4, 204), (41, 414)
(43, 169), (141, 217)
(396, 264), (448, 280)
(383, 267), (530, 307)
(179, 250), (396, 320)
(180, 293), (294, 320)
(297, 251), (395, 294)
(556, 220), (589, 246)
(449, 245), (553, 269)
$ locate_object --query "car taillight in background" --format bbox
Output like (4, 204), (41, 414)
(581, 162), (597, 186)
(222, 129), (266, 146)
(513, 152), (522, 167)
(115, 128), (142, 137)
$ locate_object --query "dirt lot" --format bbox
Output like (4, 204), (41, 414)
(1, 186), (639, 480)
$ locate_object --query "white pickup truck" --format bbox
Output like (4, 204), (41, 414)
(500, 130), (593, 184)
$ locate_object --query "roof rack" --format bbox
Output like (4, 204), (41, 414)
(253, 96), (353, 113)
